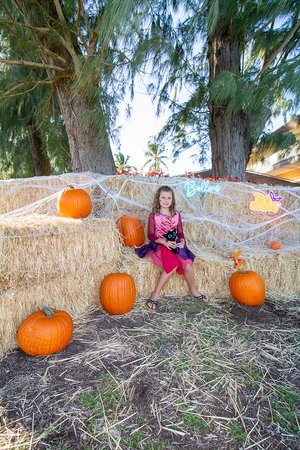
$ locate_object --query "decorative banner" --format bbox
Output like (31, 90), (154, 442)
(184, 180), (221, 197)
(249, 190), (283, 213)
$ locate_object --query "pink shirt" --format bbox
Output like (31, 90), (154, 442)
(147, 211), (185, 242)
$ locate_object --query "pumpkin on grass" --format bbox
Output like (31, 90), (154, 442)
(57, 185), (92, 219)
(117, 215), (145, 247)
(229, 270), (266, 306)
(100, 273), (136, 315)
(229, 251), (265, 306)
(17, 306), (73, 356)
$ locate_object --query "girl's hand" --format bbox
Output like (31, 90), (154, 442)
(177, 239), (185, 249)
(164, 240), (177, 250)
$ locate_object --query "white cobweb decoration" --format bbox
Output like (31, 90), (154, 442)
(0, 172), (299, 264)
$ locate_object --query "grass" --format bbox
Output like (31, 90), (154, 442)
(228, 422), (247, 443)
(272, 387), (300, 434)
(0, 296), (299, 449)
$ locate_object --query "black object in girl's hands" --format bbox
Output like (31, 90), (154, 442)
(164, 230), (177, 253)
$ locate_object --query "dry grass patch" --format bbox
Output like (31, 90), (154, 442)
(0, 297), (299, 449)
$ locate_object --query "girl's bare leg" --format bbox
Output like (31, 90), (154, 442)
(183, 264), (201, 297)
(149, 268), (177, 301)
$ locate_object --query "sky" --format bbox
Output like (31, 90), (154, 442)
(113, 86), (288, 177)
(113, 87), (203, 176)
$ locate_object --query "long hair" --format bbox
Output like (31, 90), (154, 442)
(152, 186), (176, 216)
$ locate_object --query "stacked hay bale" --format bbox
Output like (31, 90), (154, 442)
(101, 176), (300, 301)
(0, 173), (98, 215)
(117, 248), (231, 300)
(1, 173), (299, 356)
(0, 200), (122, 355)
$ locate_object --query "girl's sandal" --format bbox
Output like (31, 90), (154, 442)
(145, 299), (158, 311)
(194, 293), (209, 303)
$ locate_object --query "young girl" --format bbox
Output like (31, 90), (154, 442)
(135, 185), (208, 310)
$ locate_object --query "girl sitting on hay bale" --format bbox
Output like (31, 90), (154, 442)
(135, 185), (208, 311)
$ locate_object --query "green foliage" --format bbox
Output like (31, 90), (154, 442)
(272, 387), (300, 434)
(114, 152), (137, 171)
(142, 142), (169, 172)
(254, 130), (299, 161)
(0, 63), (70, 178)
(228, 422), (247, 443)
(1, 1), (299, 178)
(0, 0), (151, 176)
(141, 0), (300, 170)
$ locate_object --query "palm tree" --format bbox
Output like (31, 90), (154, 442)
(141, 143), (169, 173)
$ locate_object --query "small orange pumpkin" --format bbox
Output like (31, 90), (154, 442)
(17, 306), (73, 356)
(229, 270), (265, 306)
(117, 215), (145, 247)
(57, 185), (92, 219)
(269, 241), (282, 250)
(100, 273), (136, 315)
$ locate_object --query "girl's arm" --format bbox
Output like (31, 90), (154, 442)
(177, 212), (185, 246)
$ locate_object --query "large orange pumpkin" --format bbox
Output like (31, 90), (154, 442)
(100, 273), (136, 315)
(57, 185), (92, 219)
(269, 241), (282, 250)
(229, 270), (265, 306)
(17, 307), (73, 356)
(117, 215), (145, 247)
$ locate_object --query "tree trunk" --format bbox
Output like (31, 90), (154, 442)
(210, 109), (250, 181)
(55, 83), (116, 174)
(27, 121), (51, 176)
(208, 30), (251, 181)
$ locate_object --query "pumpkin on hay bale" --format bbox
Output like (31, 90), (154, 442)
(269, 241), (282, 250)
(57, 185), (92, 219)
(100, 273), (136, 315)
(17, 306), (73, 356)
(229, 251), (265, 307)
(117, 215), (145, 247)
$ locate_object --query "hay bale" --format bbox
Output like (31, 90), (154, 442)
(0, 172), (299, 359)
(118, 248), (231, 300)
(101, 176), (299, 218)
(245, 252), (300, 298)
(0, 263), (117, 356)
(0, 215), (122, 291)
(0, 173), (96, 215)
(184, 219), (300, 251)
(118, 246), (300, 302)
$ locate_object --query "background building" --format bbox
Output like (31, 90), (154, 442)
(247, 116), (300, 184)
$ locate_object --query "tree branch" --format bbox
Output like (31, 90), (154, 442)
(89, 11), (105, 55)
(246, 17), (274, 43)
(0, 17), (49, 34)
(54, 0), (81, 73)
(0, 58), (67, 72)
(78, 0), (93, 41)
(259, 20), (300, 79)
(75, 0), (88, 51)
(0, 79), (54, 101)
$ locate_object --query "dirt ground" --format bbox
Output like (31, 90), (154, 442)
(0, 296), (299, 450)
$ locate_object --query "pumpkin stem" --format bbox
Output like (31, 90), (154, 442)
(66, 185), (75, 190)
(42, 306), (55, 317)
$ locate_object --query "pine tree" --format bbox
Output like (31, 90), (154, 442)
(0, 60), (70, 177)
(0, 0), (144, 175)
(143, 0), (300, 180)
